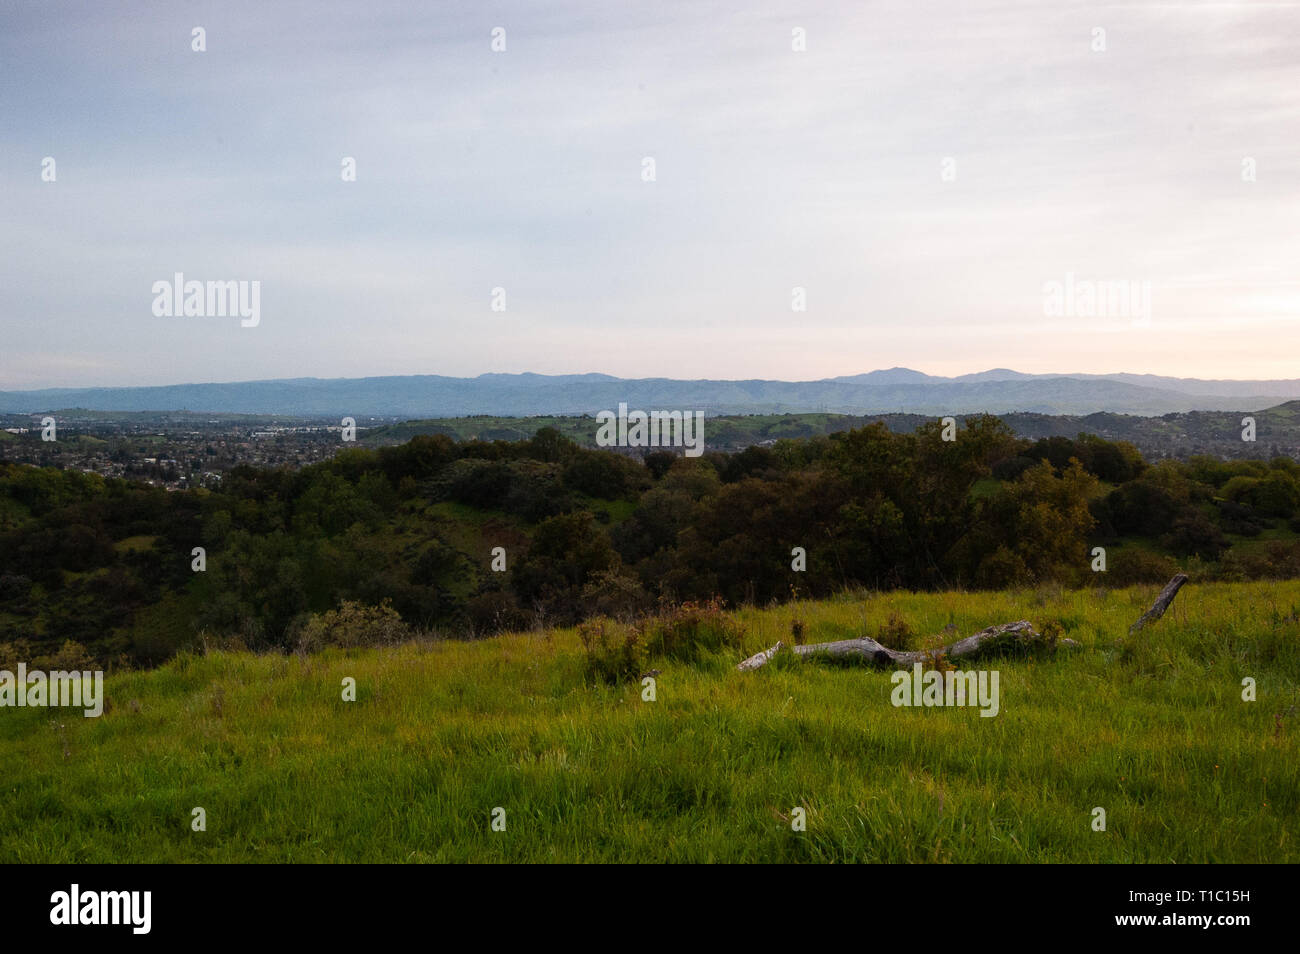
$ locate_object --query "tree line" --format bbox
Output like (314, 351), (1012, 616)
(3, 415), (1300, 669)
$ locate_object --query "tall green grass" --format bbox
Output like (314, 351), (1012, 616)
(1, 581), (1296, 862)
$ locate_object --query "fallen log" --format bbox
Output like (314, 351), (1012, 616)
(737, 620), (1077, 673)
(1127, 573), (1189, 636)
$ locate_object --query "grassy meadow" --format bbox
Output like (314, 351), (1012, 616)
(2, 581), (1298, 863)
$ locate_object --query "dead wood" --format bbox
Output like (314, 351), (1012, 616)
(1128, 573), (1189, 635)
(737, 620), (1078, 672)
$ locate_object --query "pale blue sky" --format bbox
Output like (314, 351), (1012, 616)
(3, 0), (1299, 388)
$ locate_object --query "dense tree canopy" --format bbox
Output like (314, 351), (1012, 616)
(4, 421), (1300, 669)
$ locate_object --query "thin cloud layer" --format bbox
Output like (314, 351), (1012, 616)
(2, 0), (1298, 387)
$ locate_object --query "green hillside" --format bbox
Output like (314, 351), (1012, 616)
(3, 582), (1296, 863)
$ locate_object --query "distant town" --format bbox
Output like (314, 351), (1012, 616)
(3, 401), (1299, 491)
(0, 412), (400, 490)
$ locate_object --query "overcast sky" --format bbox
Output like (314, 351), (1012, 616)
(3, 0), (1299, 389)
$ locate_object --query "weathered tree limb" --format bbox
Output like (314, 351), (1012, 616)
(1128, 573), (1189, 636)
(736, 641), (788, 672)
(739, 576), (1191, 673)
(737, 620), (1077, 673)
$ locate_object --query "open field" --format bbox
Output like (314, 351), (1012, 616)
(2, 581), (1297, 863)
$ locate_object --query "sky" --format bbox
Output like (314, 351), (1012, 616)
(2, 0), (1300, 389)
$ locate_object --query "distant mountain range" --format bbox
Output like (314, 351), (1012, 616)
(4, 368), (1300, 417)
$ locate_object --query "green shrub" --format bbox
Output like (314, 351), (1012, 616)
(0, 638), (97, 671)
(577, 618), (645, 684)
(580, 568), (650, 621)
(294, 600), (412, 653)
(1108, 548), (1180, 586)
(1216, 541), (1300, 581)
(465, 590), (529, 636)
(790, 618), (806, 645)
(640, 598), (746, 661)
(1038, 619), (1065, 649)
(874, 611), (915, 651)
(976, 545), (1031, 589)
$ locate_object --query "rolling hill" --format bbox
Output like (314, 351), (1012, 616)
(4, 368), (1300, 418)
